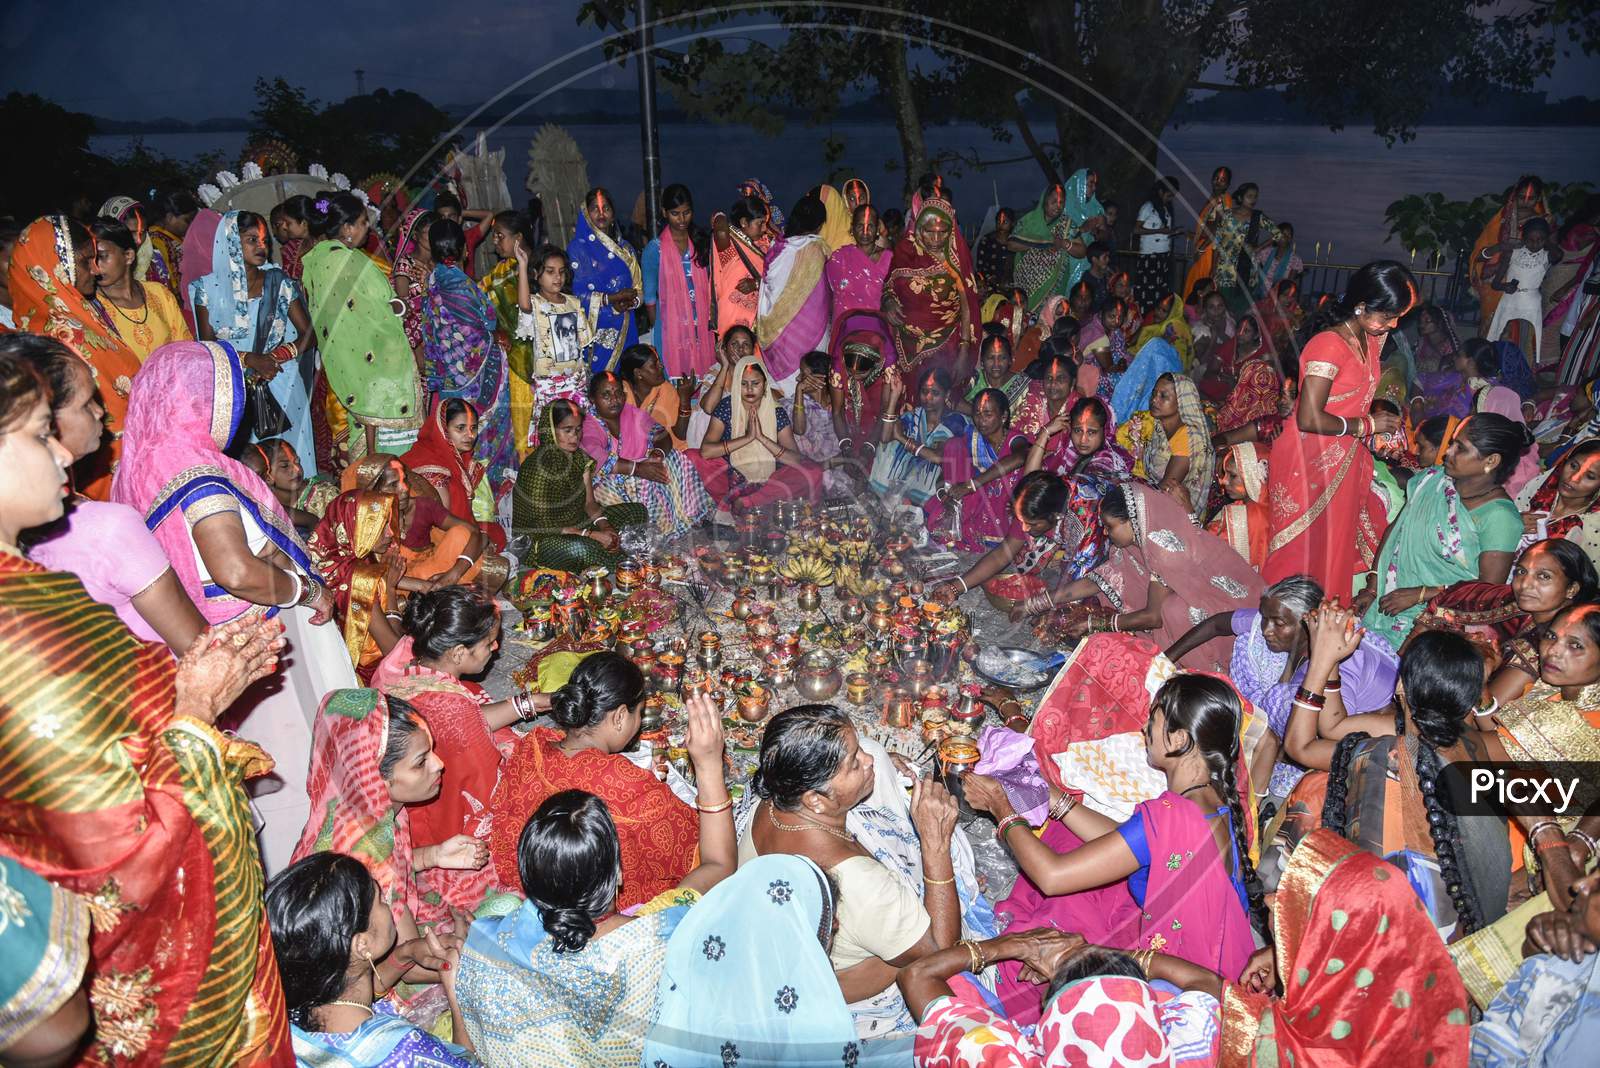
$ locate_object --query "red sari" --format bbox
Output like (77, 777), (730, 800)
(1215, 351), (1282, 433)
(380, 661), (511, 920)
(1262, 328), (1387, 597)
(401, 396), (507, 550)
(488, 727), (697, 910)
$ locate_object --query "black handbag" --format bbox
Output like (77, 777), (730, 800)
(241, 270), (293, 439)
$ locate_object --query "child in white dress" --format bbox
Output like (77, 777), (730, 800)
(1485, 217), (1563, 359)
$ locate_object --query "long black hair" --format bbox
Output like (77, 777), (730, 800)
(401, 585), (499, 660)
(1338, 260), (1420, 319)
(308, 191), (368, 240)
(1141, 175), (1180, 228)
(1014, 470), (1070, 523)
(517, 790), (621, 953)
(751, 704), (854, 811)
(1150, 675), (1268, 940)
(549, 651), (646, 733)
(659, 184), (711, 268)
(267, 852), (380, 1029)
(1459, 411), (1535, 486)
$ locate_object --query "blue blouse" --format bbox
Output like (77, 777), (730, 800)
(1117, 806), (1249, 916)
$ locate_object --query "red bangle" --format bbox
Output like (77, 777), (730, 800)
(270, 343), (295, 363)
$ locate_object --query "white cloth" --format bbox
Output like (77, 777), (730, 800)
(1487, 246), (1552, 358)
(1137, 202), (1171, 255)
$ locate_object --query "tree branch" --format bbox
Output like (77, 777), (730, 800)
(1010, 94), (1062, 185)
(1188, 80), (1284, 92)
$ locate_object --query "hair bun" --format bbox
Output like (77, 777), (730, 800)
(548, 675), (592, 729)
(538, 903), (598, 954)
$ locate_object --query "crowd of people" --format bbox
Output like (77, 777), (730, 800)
(0, 160), (1597, 1068)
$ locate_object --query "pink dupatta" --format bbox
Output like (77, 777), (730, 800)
(655, 228), (715, 377)
(581, 403), (657, 462)
(110, 340), (314, 624)
(755, 233), (832, 381)
(1475, 385), (1540, 495)
(178, 208), (222, 329)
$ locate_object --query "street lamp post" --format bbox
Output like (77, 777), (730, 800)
(637, 0), (662, 236)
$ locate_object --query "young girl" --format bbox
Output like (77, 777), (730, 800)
(1486, 216), (1563, 358)
(928, 386), (1031, 550)
(643, 184), (715, 377)
(192, 211), (317, 473)
(790, 349), (852, 495)
(90, 218), (192, 362)
(422, 217), (515, 504)
(515, 242), (596, 434)
(867, 365), (970, 511)
(268, 194), (314, 280)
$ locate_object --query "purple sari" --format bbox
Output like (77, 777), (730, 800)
(424, 263), (516, 499)
(925, 427), (1029, 551)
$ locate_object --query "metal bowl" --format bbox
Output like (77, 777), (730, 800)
(970, 646), (1061, 693)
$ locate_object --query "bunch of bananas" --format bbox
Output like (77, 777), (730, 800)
(835, 561), (888, 599)
(837, 538), (873, 564)
(786, 534), (838, 560)
(779, 552), (836, 585)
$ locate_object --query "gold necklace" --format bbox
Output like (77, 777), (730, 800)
(323, 1000), (374, 1017)
(768, 805), (856, 843)
(106, 285), (150, 326)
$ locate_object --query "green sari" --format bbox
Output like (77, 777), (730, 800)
(1362, 466), (1522, 647)
(510, 406), (645, 571)
(1011, 169), (1103, 312)
(301, 240), (425, 431)
(0, 855), (90, 1051)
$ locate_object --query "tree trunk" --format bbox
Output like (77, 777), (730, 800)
(884, 36), (928, 195)
(1011, 96), (1061, 187)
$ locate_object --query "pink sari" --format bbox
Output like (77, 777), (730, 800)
(824, 243), (892, 316)
(581, 402), (655, 460)
(178, 209), (222, 330)
(925, 427), (1029, 550)
(655, 229), (715, 377)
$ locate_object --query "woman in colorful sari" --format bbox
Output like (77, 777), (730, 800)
(1249, 221), (1302, 303)
(1135, 292), (1194, 370)
(302, 191), (426, 460)
(511, 399), (647, 570)
(962, 673), (1262, 1017)
(343, 453), (509, 594)
(1207, 442), (1272, 570)
(1472, 176), (1550, 339)
(1033, 483), (1264, 671)
(711, 193), (771, 337)
(389, 207), (432, 357)
(933, 467), (1103, 611)
(829, 311), (899, 457)
(1107, 337), (1183, 427)
(0, 345), (294, 1066)
(964, 332), (1031, 416)
(401, 397), (506, 550)
(479, 208), (541, 457)
(1262, 261), (1414, 597)
(307, 489), (404, 678)
(1214, 316), (1283, 433)
(826, 203), (894, 316)
(269, 853), (478, 1068)
(192, 210), (319, 476)
(420, 217), (516, 504)
(88, 217), (192, 362)
(7, 216), (143, 499)
(1359, 412), (1527, 648)
(868, 364), (970, 510)
(643, 183), (717, 378)
(378, 586), (545, 920)
(1182, 166), (1234, 303)
(1210, 184), (1281, 316)
(456, 694), (737, 1068)
(568, 187), (643, 373)
(584, 370), (710, 537)
(1517, 437), (1600, 560)
(1223, 828), (1472, 1067)
(112, 339), (357, 875)
(701, 354), (822, 514)
(756, 194), (834, 387)
(489, 652), (698, 910)
(144, 187), (198, 298)
(884, 198), (980, 381)
(1117, 372), (1214, 521)
(1075, 298), (1131, 403)
(1009, 173), (1103, 312)
(1024, 394), (1136, 490)
(647, 854), (912, 1067)
(926, 386), (1030, 550)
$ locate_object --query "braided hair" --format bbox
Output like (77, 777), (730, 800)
(1150, 675), (1270, 941)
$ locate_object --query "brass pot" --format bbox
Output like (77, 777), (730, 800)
(794, 650), (842, 701)
(737, 685), (772, 723)
(730, 588), (759, 620)
(796, 582), (822, 613)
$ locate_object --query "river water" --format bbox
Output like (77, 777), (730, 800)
(92, 121), (1599, 266)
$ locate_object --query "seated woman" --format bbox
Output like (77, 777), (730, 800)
(1206, 442), (1271, 569)
(583, 370), (711, 538)
(1030, 483), (1263, 672)
(963, 332), (1032, 416)
(617, 342), (694, 451)
(454, 694), (736, 1068)
(307, 490), (405, 678)
(1168, 575), (1399, 809)
(346, 453), (509, 595)
(929, 471), (1105, 611)
(741, 704), (966, 1037)
(792, 349), (857, 496)
(961, 674), (1261, 1017)
(1074, 298), (1131, 402)
(926, 386), (1031, 551)
(829, 311), (900, 456)
(1517, 437), (1600, 560)
(1009, 353), (1075, 439)
(1023, 394), (1136, 488)
(378, 586), (548, 920)
(646, 854), (914, 1067)
(401, 397), (508, 551)
(1114, 371), (1214, 520)
(867, 365), (970, 511)
(1213, 315), (1283, 431)
(510, 398), (647, 571)
(1134, 292), (1194, 370)
(1472, 868), (1600, 1065)
(268, 852), (477, 1067)
(1358, 412), (1528, 649)
(489, 651), (698, 909)
(700, 355), (821, 515)
(901, 935), (1223, 1068)
(292, 688), (490, 978)
(240, 437), (335, 533)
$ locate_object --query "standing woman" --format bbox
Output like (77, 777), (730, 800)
(710, 194), (771, 337)
(568, 187), (643, 373)
(192, 210), (320, 477)
(112, 339), (358, 876)
(1133, 176), (1180, 307)
(301, 191), (426, 461)
(144, 186), (199, 298)
(825, 203), (894, 316)
(1009, 177), (1086, 313)
(1262, 260), (1414, 598)
(89, 218), (192, 361)
(389, 207), (433, 359)
(271, 193), (315, 280)
(754, 193), (833, 388)
(642, 183), (716, 378)
(422, 217), (516, 504)
(1181, 166), (1233, 303)
(883, 198), (980, 381)
(7, 216), (143, 500)
(0, 346), (295, 1066)
(1210, 183), (1281, 315)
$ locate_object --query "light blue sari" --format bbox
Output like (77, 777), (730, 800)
(1472, 950), (1600, 1067)
(1110, 337), (1183, 423)
(643, 855), (911, 1067)
(289, 1002), (477, 1067)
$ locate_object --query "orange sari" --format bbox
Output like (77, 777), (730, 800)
(8, 216), (143, 499)
(1262, 328), (1387, 598)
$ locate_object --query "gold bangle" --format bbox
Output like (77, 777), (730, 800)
(695, 798), (733, 814)
(958, 938), (985, 974)
(922, 874), (956, 886)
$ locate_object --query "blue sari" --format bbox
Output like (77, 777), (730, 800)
(1110, 337), (1183, 423)
(867, 407), (969, 506)
(567, 205), (642, 373)
(290, 1003), (475, 1067)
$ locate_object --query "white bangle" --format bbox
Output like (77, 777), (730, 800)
(277, 570), (303, 608)
(456, 554), (476, 566)
(1471, 698), (1500, 719)
(1337, 416), (1348, 436)
(957, 576), (969, 593)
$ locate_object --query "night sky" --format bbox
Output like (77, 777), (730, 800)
(4, 0), (1598, 122)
